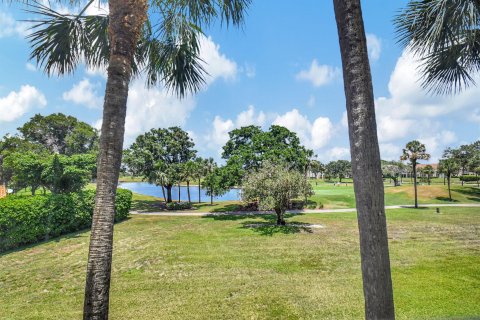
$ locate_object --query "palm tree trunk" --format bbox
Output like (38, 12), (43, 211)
(198, 177), (201, 203)
(413, 163), (418, 208)
(178, 183), (181, 202)
(83, 2), (147, 317)
(166, 185), (172, 203)
(187, 180), (191, 202)
(333, 1), (395, 318)
(160, 185), (166, 202)
(447, 174), (452, 201)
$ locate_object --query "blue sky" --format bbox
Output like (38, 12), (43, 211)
(1, 0), (479, 163)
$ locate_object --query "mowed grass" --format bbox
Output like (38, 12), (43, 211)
(130, 183), (480, 212)
(1, 207), (479, 319)
(308, 182), (480, 209)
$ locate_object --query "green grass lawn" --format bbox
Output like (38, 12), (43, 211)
(131, 183), (480, 212)
(1, 207), (479, 319)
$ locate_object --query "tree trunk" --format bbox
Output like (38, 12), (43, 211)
(83, 2), (147, 317)
(187, 180), (191, 203)
(447, 175), (452, 201)
(160, 185), (166, 202)
(275, 208), (286, 225)
(333, 1), (395, 318)
(443, 175), (446, 185)
(178, 183), (181, 202)
(210, 188), (213, 205)
(413, 162), (418, 208)
(166, 185), (172, 203)
(198, 178), (201, 203)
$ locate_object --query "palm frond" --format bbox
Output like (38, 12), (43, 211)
(394, 0), (480, 94)
(26, 2), (109, 76)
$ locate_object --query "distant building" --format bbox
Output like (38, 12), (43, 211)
(0, 185), (6, 199)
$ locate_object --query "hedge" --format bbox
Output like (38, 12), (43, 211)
(0, 189), (132, 252)
(166, 201), (193, 210)
(459, 175), (479, 182)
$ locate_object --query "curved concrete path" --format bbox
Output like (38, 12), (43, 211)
(130, 203), (480, 217)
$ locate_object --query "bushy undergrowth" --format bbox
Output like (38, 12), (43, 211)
(0, 189), (132, 252)
(166, 201), (193, 210)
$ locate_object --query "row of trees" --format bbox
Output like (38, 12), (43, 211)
(122, 125), (316, 204)
(10, 0), (478, 316)
(0, 114), (99, 194)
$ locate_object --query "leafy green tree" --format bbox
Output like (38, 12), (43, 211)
(222, 125), (313, 186)
(400, 140), (431, 208)
(3, 152), (47, 195)
(438, 157), (460, 201)
(309, 160), (325, 180)
(242, 161), (313, 225)
(43, 154), (96, 194)
(445, 145), (476, 186)
(18, 113), (98, 155)
(420, 165), (434, 185)
(381, 161), (405, 186)
(202, 165), (233, 205)
(325, 160), (351, 183)
(468, 152), (480, 187)
(124, 127), (196, 203)
(23, 1), (249, 315)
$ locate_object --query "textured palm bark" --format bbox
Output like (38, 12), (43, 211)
(83, 0), (147, 318)
(333, 0), (395, 319)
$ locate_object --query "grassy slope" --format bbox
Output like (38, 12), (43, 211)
(131, 183), (480, 213)
(1, 207), (479, 319)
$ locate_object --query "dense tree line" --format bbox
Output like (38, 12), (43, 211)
(0, 113), (98, 195)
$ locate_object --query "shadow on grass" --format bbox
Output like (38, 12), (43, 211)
(435, 197), (459, 202)
(203, 212), (316, 236)
(131, 199), (164, 213)
(452, 186), (480, 202)
(240, 220), (314, 236)
(0, 217), (131, 256)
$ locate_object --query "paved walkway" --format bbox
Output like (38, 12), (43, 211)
(130, 203), (480, 217)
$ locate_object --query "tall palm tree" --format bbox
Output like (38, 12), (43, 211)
(395, 0), (480, 94)
(400, 140), (430, 208)
(438, 157), (459, 201)
(332, 1), (395, 318)
(183, 160), (196, 203)
(193, 157), (207, 203)
(24, 1), (250, 318)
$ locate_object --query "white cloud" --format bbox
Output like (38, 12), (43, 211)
(366, 33), (382, 62)
(199, 36), (237, 85)
(273, 109), (334, 149)
(124, 79), (196, 143)
(325, 147), (351, 161)
(242, 63), (256, 78)
(296, 60), (340, 87)
(63, 79), (103, 109)
(25, 63), (37, 72)
(0, 11), (29, 38)
(373, 49), (479, 160)
(0, 85), (47, 122)
(204, 105), (267, 152)
(236, 105), (266, 127)
(205, 116), (234, 151)
(85, 66), (107, 78)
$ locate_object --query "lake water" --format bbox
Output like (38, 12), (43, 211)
(119, 182), (241, 202)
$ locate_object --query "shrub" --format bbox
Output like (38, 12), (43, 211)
(166, 202), (192, 211)
(459, 175), (479, 182)
(0, 189), (132, 252)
